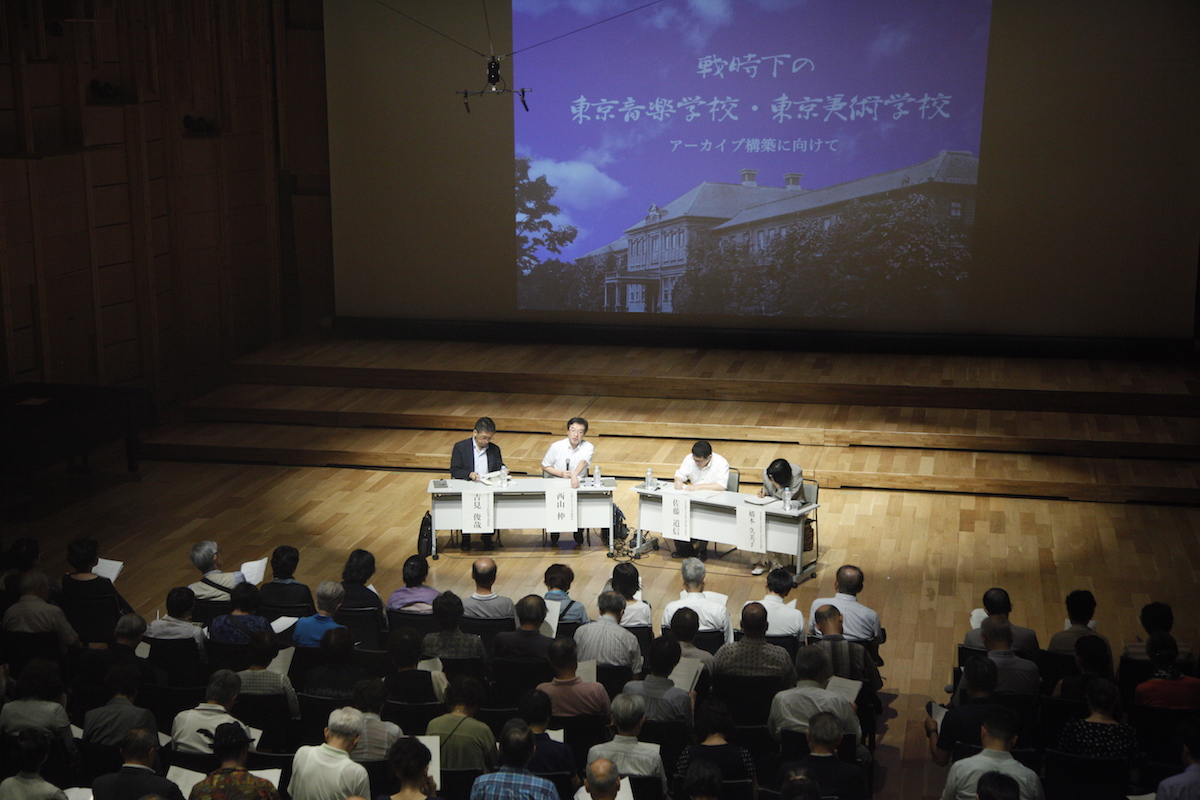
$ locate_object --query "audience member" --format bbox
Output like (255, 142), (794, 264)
(0, 730), (68, 800)
(975, 771), (1020, 800)
(385, 627), (448, 703)
(807, 565), (882, 648)
(537, 638), (611, 718)
(60, 537), (133, 613)
(939, 707), (1043, 800)
(171, 670), (252, 754)
(1154, 719), (1200, 799)
(925, 657), (1001, 767)
(92, 727), (184, 800)
(587, 693), (669, 794)
(293, 580), (348, 648)
(1057, 678), (1136, 759)
(470, 719), (557, 800)
(1047, 590), (1112, 677)
(1135, 633), (1200, 709)
(289, 706), (370, 800)
(258, 545), (315, 614)
(384, 737), (439, 800)
(426, 677), (496, 772)
(2, 571), (80, 651)
(768, 647), (860, 741)
(670, 607), (716, 676)
(745, 567), (804, 638)
(493, 595), (554, 661)
(387, 555), (440, 612)
(777, 771), (821, 800)
(188, 540), (245, 601)
(609, 563), (652, 629)
(209, 582), (273, 644)
(811, 604), (884, 697)
(145, 587), (206, 648)
(545, 564), (590, 625)
(661, 558), (733, 643)
(89, 612), (166, 687)
(350, 677), (401, 763)
(306, 627), (370, 700)
(0, 659), (75, 758)
(1053, 635), (1110, 702)
(422, 591), (486, 662)
(964, 589), (1040, 655)
(952, 616), (1039, 705)
(576, 591), (642, 672)
(622, 636), (693, 728)
(780, 711), (866, 800)
(82, 661), (157, 747)
(713, 602), (796, 685)
(237, 631), (300, 718)
(461, 557), (517, 622)
(190, 722), (279, 800)
(341, 549), (384, 612)
(580, 758), (622, 800)
(680, 760), (723, 800)
(520, 689), (579, 786)
(1124, 602), (1192, 663)
(675, 700), (757, 791)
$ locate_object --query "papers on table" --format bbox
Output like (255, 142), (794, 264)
(826, 676), (862, 705)
(167, 766), (282, 797)
(94, 558), (123, 582)
(271, 616), (299, 635)
(417, 734), (441, 787)
(687, 490), (723, 500)
(667, 657), (704, 693)
(577, 659), (596, 684)
(240, 558), (268, 586)
(268, 646), (295, 676)
(745, 495), (778, 506)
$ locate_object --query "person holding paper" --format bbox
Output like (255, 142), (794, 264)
(190, 722), (280, 800)
(671, 441), (730, 561)
(541, 417), (593, 544)
(767, 647), (860, 741)
(661, 558), (733, 644)
(171, 670), (253, 754)
(91, 727), (185, 800)
(621, 636), (693, 729)
(61, 537), (133, 614)
(451, 417), (504, 552)
(187, 541), (246, 601)
(382, 736), (439, 800)
(289, 707), (371, 800)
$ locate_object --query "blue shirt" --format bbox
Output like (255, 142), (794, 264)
(545, 591), (589, 624)
(470, 766), (558, 800)
(292, 614), (345, 648)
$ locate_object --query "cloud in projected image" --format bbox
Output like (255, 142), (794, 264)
(867, 24), (914, 62)
(528, 158), (627, 211)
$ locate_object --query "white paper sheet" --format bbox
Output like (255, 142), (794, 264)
(667, 658), (704, 693)
(541, 599), (562, 639)
(271, 616), (299, 634)
(826, 676), (862, 705)
(267, 646), (295, 676)
(240, 558), (268, 586)
(93, 558), (123, 582)
(577, 659), (596, 683)
(417, 734), (441, 788)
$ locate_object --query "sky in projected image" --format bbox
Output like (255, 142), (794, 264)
(513, 0), (991, 271)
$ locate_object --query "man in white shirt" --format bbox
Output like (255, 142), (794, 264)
(745, 567), (805, 639)
(289, 706), (370, 800)
(171, 670), (252, 754)
(808, 565), (883, 655)
(144, 587), (206, 649)
(186, 540), (245, 602)
(940, 707), (1044, 800)
(542, 417), (594, 545)
(671, 440), (730, 560)
(661, 558), (733, 644)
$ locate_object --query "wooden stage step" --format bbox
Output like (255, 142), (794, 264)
(141, 422), (1200, 505)
(179, 384), (1200, 460)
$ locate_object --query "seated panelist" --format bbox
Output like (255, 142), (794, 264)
(450, 416), (504, 552)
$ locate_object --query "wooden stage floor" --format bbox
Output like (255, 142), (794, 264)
(4, 336), (1199, 800)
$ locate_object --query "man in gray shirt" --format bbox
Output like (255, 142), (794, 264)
(461, 557), (517, 622)
(622, 636), (692, 730)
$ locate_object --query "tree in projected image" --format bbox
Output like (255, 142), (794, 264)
(516, 156), (577, 275)
(517, 256), (607, 311)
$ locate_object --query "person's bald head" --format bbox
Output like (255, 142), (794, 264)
(471, 558), (498, 589)
(741, 602), (768, 637)
(813, 605), (843, 635)
(584, 758), (621, 800)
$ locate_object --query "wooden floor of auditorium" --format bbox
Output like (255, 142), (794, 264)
(6, 335), (1200, 800)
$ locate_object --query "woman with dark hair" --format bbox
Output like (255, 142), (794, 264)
(237, 631), (300, 718)
(258, 545), (315, 615)
(209, 583), (273, 644)
(675, 700), (757, 800)
(60, 537), (133, 613)
(342, 548), (384, 612)
(421, 592), (485, 662)
(380, 736), (440, 800)
(1057, 678), (1137, 758)
(608, 562), (652, 628)
(385, 628), (448, 704)
(305, 627), (370, 699)
(0, 659), (75, 758)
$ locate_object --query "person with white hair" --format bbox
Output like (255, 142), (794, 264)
(660, 558), (733, 643)
(187, 541), (246, 601)
(289, 706), (370, 800)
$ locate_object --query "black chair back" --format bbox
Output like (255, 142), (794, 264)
(720, 779), (754, 800)
(1042, 749), (1131, 800)
(441, 657), (488, 683)
(1038, 695), (1088, 749)
(260, 602), (313, 623)
(460, 616), (516, 656)
(639, 720), (687, 778)
(352, 647), (393, 678)
(711, 674), (786, 726)
(595, 664), (634, 699)
(288, 645), (327, 692)
(336, 607), (385, 650)
(144, 636), (207, 686)
(245, 750), (295, 794)
(477, 706), (520, 738)
(556, 621), (583, 641)
(765, 635), (800, 660)
(1128, 705), (1200, 764)
(490, 658), (555, 706)
(162, 744), (220, 774)
(629, 775), (665, 800)
(533, 771), (574, 800)
(362, 758), (398, 798)
(297, 692), (341, 744)
(0, 630), (61, 675)
(235, 692), (296, 752)
(382, 700), (445, 735)
(387, 609), (441, 637)
(693, 631), (725, 655)
(206, 640), (252, 673)
(550, 714), (612, 774)
(626, 626), (655, 659)
(141, 683), (206, 734)
(1039, 650), (1080, 695)
(439, 768), (484, 800)
(60, 594), (122, 645)
(77, 740), (123, 785)
(1117, 656), (1156, 707)
(192, 599), (234, 626)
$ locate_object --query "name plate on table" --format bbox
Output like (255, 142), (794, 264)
(462, 488), (495, 533)
(664, 492), (691, 541)
(737, 505), (767, 554)
(546, 484), (579, 533)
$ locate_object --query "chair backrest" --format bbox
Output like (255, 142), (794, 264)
(476, 706), (519, 738)
(460, 616), (516, 656)
(1117, 656), (1156, 706)
(206, 640), (253, 673)
(628, 775), (664, 800)
(595, 664), (634, 699)
(625, 625), (655, 658)
(957, 644), (990, 668)
(144, 636), (207, 687)
(387, 609), (442, 637)
(556, 620), (582, 641)
(550, 714), (613, 774)
(441, 657), (488, 683)
(1037, 695), (1088, 748)
(288, 644), (327, 692)
(693, 630), (725, 655)
(1039, 650), (1080, 695)
(60, 594), (122, 644)
(801, 479), (818, 506)
(438, 768), (484, 800)
(0, 630), (61, 675)
(726, 468), (740, 493)
(297, 692), (342, 744)
(490, 658), (555, 706)
(361, 758), (398, 799)
(260, 602), (314, 622)
(382, 700), (445, 735)
(234, 692), (295, 752)
(352, 647), (393, 679)
(639, 720), (687, 779)
(1128, 705), (1200, 764)
(140, 683), (207, 734)
(711, 674), (786, 725)
(532, 771), (574, 800)
(1042, 749), (1131, 800)
(336, 606), (385, 650)
(191, 599), (234, 626)
(162, 744), (220, 775)
(720, 779), (754, 800)
(764, 635), (800, 660)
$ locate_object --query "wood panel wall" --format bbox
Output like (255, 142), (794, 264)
(0, 0), (333, 406)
